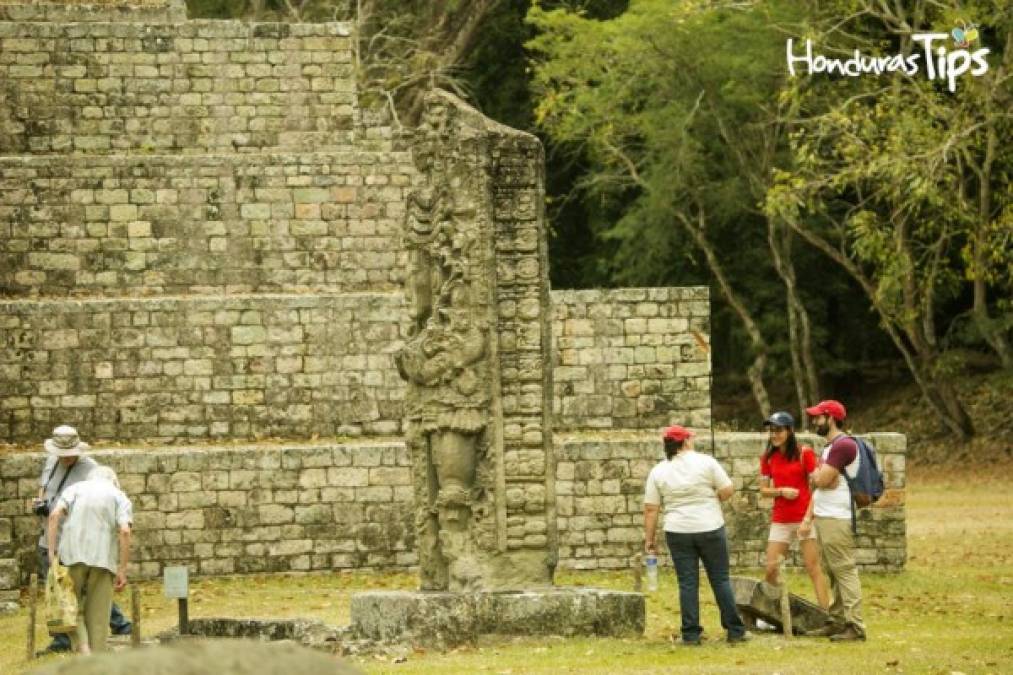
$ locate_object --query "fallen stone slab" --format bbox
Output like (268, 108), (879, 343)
(731, 576), (831, 635)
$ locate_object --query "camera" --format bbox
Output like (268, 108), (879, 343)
(32, 498), (50, 517)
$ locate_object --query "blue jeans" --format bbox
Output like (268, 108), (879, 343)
(665, 526), (746, 642)
(37, 546), (131, 649)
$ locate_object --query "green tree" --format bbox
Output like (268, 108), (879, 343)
(766, 1), (1012, 439)
(527, 0), (816, 416)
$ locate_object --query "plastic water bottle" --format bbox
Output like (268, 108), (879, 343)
(645, 554), (658, 592)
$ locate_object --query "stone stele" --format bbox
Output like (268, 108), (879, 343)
(349, 90), (643, 646)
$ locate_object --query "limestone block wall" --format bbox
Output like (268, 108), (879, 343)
(0, 432), (906, 602)
(0, 441), (415, 601)
(0, 7), (715, 448)
(0, 153), (412, 297)
(0, 293), (406, 442)
(552, 288), (711, 431)
(556, 432), (907, 572)
(0, 16), (358, 155)
(0, 4), (421, 446)
(0, 0), (186, 24)
(2, 285), (714, 444)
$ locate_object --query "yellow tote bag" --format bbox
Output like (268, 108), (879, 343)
(45, 562), (78, 636)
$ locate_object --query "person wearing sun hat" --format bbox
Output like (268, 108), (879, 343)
(33, 426), (131, 654)
(643, 425), (749, 645)
(799, 400), (867, 642)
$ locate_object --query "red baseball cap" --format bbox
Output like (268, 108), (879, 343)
(662, 425), (695, 442)
(805, 400), (847, 421)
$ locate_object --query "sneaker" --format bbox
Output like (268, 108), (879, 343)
(727, 631), (752, 644)
(806, 622), (846, 637)
(829, 625), (866, 642)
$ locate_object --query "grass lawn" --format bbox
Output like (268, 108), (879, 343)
(4, 466), (1012, 674)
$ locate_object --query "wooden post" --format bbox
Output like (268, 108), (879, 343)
(26, 573), (38, 661)
(632, 553), (642, 592)
(778, 555), (793, 640)
(130, 586), (141, 647)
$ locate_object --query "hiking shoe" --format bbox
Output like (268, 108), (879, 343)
(727, 631), (752, 644)
(829, 625), (866, 642)
(806, 622), (846, 637)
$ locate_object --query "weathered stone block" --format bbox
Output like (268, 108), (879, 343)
(170, 472), (202, 492)
(351, 589), (643, 648)
(327, 467), (368, 487)
(258, 504), (294, 525)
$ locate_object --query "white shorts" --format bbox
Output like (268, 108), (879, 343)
(768, 522), (816, 544)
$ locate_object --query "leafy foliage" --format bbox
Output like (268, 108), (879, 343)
(764, 0), (1012, 436)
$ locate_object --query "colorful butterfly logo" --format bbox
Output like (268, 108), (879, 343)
(952, 22), (980, 49)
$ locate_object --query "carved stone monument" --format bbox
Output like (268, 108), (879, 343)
(395, 90), (554, 592)
(350, 91), (642, 646)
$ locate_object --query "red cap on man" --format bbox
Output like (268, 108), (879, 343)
(805, 400), (847, 421)
(662, 425), (695, 442)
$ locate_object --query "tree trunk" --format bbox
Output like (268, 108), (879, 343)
(920, 357), (975, 440)
(797, 290), (820, 410)
(767, 217), (819, 420)
(680, 210), (771, 417)
(971, 106), (1011, 367)
(784, 218), (974, 440)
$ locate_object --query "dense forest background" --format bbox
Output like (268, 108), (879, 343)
(185, 0), (1011, 450)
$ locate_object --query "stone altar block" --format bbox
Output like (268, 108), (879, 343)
(351, 589), (644, 648)
(350, 91), (642, 644)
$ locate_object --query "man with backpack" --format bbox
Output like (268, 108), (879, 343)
(798, 400), (867, 642)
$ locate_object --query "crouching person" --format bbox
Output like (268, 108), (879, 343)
(46, 466), (133, 654)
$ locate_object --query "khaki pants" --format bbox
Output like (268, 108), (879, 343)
(814, 517), (866, 634)
(67, 564), (114, 653)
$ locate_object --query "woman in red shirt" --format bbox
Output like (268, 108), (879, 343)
(759, 411), (829, 610)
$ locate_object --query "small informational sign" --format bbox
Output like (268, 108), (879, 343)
(163, 566), (189, 599)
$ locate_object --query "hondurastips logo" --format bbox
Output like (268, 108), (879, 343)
(786, 27), (990, 92)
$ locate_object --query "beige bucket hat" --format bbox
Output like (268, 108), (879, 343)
(44, 425), (90, 457)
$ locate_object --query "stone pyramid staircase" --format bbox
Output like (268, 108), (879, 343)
(0, 0), (415, 445)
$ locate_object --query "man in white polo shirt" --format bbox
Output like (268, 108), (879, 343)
(799, 400), (866, 642)
(47, 465), (133, 654)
